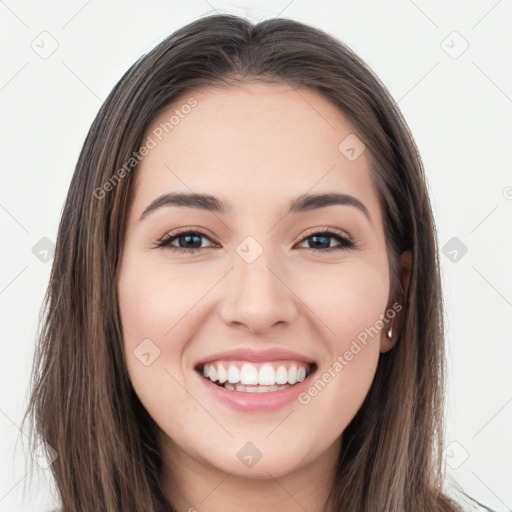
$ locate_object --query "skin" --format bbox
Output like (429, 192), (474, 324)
(117, 82), (411, 512)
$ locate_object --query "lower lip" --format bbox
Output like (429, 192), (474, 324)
(196, 369), (316, 412)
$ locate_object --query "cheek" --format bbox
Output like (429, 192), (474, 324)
(304, 261), (389, 347)
(117, 261), (205, 442)
(295, 264), (388, 418)
(117, 256), (186, 378)
(118, 257), (208, 343)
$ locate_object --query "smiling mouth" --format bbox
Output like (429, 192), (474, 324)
(195, 360), (317, 393)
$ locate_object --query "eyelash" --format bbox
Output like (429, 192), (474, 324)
(153, 228), (357, 254)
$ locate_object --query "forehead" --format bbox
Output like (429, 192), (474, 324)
(131, 82), (379, 218)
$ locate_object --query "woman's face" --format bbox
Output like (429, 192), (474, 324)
(117, 82), (402, 480)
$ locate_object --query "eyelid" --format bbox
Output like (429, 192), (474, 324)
(153, 225), (359, 253)
(153, 226), (219, 249)
(299, 226), (355, 245)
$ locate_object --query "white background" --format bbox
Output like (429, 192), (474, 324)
(1, 1), (511, 511)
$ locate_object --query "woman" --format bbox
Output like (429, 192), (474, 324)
(23, 13), (495, 512)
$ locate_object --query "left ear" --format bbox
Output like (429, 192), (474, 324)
(379, 250), (412, 353)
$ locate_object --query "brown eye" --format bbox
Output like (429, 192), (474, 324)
(155, 230), (215, 253)
(153, 227), (357, 254)
(297, 229), (356, 251)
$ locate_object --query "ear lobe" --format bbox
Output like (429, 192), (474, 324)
(379, 250), (412, 353)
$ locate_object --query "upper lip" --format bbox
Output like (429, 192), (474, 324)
(194, 347), (317, 369)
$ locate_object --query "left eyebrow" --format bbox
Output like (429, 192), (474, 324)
(288, 192), (371, 223)
(139, 191), (371, 223)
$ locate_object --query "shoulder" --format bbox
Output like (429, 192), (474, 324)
(445, 481), (497, 512)
(456, 498), (497, 512)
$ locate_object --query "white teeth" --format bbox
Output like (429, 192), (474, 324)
(223, 382), (292, 393)
(240, 363), (259, 385)
(258, 364), (275, 386)
(244, 385), (262, 393)
(217, 363), (228, 383)
(227, 365), (240, 383)
(201, 361), (312, 389)
(275, 365), (288, 384)
(287, 365), (297, 385)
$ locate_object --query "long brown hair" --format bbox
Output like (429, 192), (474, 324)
(22, 13), (463, 511)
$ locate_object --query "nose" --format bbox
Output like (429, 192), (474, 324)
(219, 245), (299, 334)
